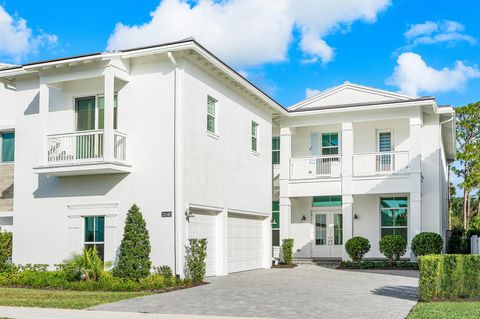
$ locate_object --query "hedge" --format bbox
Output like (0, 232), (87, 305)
(419, 254), (480, 301)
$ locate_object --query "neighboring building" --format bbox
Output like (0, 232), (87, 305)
(0, 39), (285, 276)
(271, 83), (455, 260)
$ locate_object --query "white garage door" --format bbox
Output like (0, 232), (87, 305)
(188, 211), (217, 277)
(227, 213), (265, 273)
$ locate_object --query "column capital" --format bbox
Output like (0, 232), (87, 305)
(280, 126), (292, 136)
(342, 122), (353, 131)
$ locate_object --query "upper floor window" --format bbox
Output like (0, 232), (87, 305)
(84, 216), (105, 260)
(310, 132), (339, 156)
(0, 132), (14, 163)
(380, 197), (407, 242)
(207, 96), (217, 134)
(378, 131), (392, 152)
(272, 136), (280, 164)
(251, 122), (259, 152)
(76, 94), (118, 132)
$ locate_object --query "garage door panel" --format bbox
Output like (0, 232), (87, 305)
(188, 211), (217, 277)
(227, 214), (265, 274)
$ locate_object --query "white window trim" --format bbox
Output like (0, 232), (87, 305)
(206, 95), (218, 137)
(251, 121), (259, 154)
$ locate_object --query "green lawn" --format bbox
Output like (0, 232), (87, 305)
(408, 301), (480, 319)
(0, 287), (152, 309)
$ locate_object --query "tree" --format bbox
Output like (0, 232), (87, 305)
(113, 204), (152, 279)
(452, 102), (480, 229)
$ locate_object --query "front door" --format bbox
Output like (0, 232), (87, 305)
(311, 211), (343, 258)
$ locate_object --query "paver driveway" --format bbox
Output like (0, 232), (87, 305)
(94, 265), (418, 319)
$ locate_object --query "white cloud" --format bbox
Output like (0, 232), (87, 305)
(107, 0), (391, 67)
(404, 20), (476, 47)
(387, 52), (480, 97)
(305, 88), (321, 98)
(0, 5), (57, 62)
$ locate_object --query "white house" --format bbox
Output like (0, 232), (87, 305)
(0, 39), (286, 276)
(271, 83), (456, 260)
(0, 39), (455, 276)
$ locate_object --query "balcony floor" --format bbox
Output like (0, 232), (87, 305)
(33, 161), (132, 176)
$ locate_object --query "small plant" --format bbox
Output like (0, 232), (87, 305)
(62, 247), (107, 282)
(186, 238), (207, 282)
(154, 265), (174, 279)
(345, 237), (371, 263)
(281, 239), (294, 265)
(113, 204), (152, 280)
(411, 232), (443, 257)
(379, 235), (406, 266)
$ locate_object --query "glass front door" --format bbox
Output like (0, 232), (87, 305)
(312, 211), (343, 258)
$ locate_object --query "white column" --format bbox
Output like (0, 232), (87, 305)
(342, 195), (354, 260)
(216, 209), (228, 276)
(279, 126), (292, 241)
(341, 122), (354, 260)
(409, 114), (422, 260)
(39, 83), (50, 166)
(103, 68), (115, 162)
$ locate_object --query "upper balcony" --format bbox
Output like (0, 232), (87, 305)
(34, 129), (131, 176)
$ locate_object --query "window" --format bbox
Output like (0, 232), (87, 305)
(272, 136), (280, 164)
(312, 196), (342, 207)
(272, 201), (280, 246)
(207, 96), (216, 134)
(84, 216), (105, 260)
(378, 131), (392, 152)
(251, 122), (259, 152)
(321, 133), (339, 155)
(76, 94), (118, 131)
(1, 132), (14, 163)
(380, 197), (408, 242)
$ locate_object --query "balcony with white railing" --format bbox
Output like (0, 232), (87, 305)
(353, 151), (409, 177)
(34, 130), (131, 176)
(290, 155), (341, 180)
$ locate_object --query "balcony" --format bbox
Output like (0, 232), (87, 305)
(353, 151), (409, 176)
(290, 155), (341, 180)
(34, 130), (131, 176)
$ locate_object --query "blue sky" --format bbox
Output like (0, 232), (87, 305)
(1, 0), (479, 108)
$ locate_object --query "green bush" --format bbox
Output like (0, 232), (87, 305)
(447, 226), (466, 254)
(345, 237), (371, 263)
(411, 232), (443, 257)
(379, 235), (407, 266)
(0, 232), (12, 271)
(340, 260), (418, 270)
(61, 247), (108, 282)
(154, 265), (174, 279)
(281, 239), (294, 265)
(113, 204), (152, 280)
(419, 254), (480, 301)
(186, 238), (207, 282)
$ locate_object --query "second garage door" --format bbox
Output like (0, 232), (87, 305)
(227, 213), (265, 273)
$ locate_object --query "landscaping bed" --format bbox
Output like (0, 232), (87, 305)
(339, 260), (418, 270)
(408, 301), (480, 319)
(271, 263), (297, 269)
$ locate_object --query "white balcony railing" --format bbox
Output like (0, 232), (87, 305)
(353, 151), (409, 176)
(46, 130), (127, 166)
(290, 155), (341, 179)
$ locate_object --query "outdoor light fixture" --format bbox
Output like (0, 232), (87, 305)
(354, 214), (358, 219)
(185, 208), (195, 221)
(301, 215), (306, 221)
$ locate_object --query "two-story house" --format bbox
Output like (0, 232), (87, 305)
(272, 83), (455, 260)
(0, 39), (286, 276)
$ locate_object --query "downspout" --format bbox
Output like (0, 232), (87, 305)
(167, 52), (179, 276)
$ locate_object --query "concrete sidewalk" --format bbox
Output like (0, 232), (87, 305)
(0, 306), (271, 319)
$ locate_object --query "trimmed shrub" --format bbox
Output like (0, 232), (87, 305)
(281, 239), (294, 265)
(154, 265), (174, 279)
(345, 237), (371, 263)
(0, 232), (12, 271)
(186, 238), (207, 282)
(379, 235), (407, 266)
(113, 204), (152, 280)
(411, 232), (443, 257)
(447, 226), (465, 254)
(419, 254), (480, 301)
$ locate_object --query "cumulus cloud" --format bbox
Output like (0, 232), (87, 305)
(387, 52), (480, 97)
(107, 0), (390, 67)
(305, 88), (321, 98)
(0, 5), (57, 62)
(404, 20), (476, 48)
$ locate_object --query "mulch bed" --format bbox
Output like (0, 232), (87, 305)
(271, 264), (298, 269)
(152, 281), (209, 293)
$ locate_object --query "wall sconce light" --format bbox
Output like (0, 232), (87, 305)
(301, 215), (306, 221)
(353, 214), (358, 219)
(185, 208), (195, 221)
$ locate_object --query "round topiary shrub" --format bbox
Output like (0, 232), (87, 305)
(379, 235), (407, 266)
(411, 232), (443, 257)
(345, 237), (371, 263)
